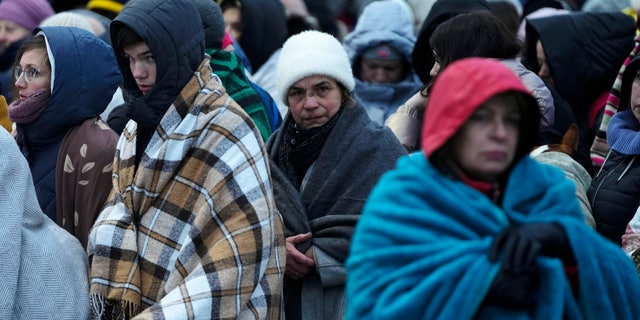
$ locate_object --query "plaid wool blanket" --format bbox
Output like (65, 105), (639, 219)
(88, 59), (285, 319)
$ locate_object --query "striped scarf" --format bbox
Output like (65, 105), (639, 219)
(206, 48), (273, 141)
(590, 33), (640, 168)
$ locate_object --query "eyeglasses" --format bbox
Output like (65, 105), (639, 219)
(14, 65), (47, 83)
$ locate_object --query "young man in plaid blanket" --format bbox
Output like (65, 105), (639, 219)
(86, 0), (285, 318)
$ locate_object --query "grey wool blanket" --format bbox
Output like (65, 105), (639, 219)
(0, 127), (89, 319)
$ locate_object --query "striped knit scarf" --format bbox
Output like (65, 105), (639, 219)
(590, 33), (640, 168)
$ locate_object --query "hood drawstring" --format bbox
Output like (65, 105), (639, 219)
(618, 155), (637, 182)
(595, 149), (613, 178)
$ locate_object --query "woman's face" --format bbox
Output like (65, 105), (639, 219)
(14, 48), (51, 101)
(451, 95), (520, 182)
(631, 69), (640, 122)
(287, 75), (343, 129)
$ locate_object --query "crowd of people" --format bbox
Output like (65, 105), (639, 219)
(1, 0), (640, 318)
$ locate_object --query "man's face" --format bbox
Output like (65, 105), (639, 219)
(123, 42), (156, 95)
(359, 58), (405, 83)
(0, 19), (30, 52)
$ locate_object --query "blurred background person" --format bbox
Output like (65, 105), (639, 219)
(343, 0), (423, 125)
(385, 0), (492, 151)
(521, 10), (636, 174)
(217, 0), (287, 75)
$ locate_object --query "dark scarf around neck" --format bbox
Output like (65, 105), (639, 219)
(277, 108), (343, 188)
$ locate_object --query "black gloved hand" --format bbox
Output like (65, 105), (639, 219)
(484, 223), (574, 308)
(489, 222), (574, 269)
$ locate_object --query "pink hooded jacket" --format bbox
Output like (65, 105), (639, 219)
(421, 57), (540, 162)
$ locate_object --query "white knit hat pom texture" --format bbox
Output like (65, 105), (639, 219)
(276, 30), (355, 105)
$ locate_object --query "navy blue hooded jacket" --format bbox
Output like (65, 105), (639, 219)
(16, 26), (121, 220)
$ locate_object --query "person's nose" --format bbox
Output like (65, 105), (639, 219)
(0, 29), (7, 43)
(131, 62), (146, 79)
(372, 70), (387, 83)
(14, 72), (27, 89)
(429, 62), (440, 78)
(538, 63), (550, 79)
(303, 92), (318, 109)
(491, 118), (509, 140)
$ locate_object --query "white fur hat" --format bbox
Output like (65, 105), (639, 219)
(276, 30), (355, 105)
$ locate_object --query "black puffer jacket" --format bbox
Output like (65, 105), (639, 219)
(588, 54), (640, 245)
(588, 151), (640, 245)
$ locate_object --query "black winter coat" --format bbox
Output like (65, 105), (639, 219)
(588, 150), (640, 245)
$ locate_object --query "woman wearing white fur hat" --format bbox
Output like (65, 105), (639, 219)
(265, 30), (406, 319)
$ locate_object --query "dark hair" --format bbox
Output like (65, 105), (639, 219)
(217, 0), (240, 11)
(523, 0), (563, 18)
(430, 91), (539, 182)
(411, 0), (492, 84)
(11, 35), (49, 100)
(113, 23), (144, 54)
(429, 11), (521, 71)
(488, 1), (520, 35)
(286, 13), (321, 38)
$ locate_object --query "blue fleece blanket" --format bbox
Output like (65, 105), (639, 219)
(346, 153), (640, 319)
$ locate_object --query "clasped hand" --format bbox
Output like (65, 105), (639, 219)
(285, 233), (315, 280)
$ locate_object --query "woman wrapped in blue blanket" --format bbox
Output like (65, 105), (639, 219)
(346, 57), (640, 319)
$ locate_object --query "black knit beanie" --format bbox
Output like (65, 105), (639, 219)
(191, 0), (226, 49)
